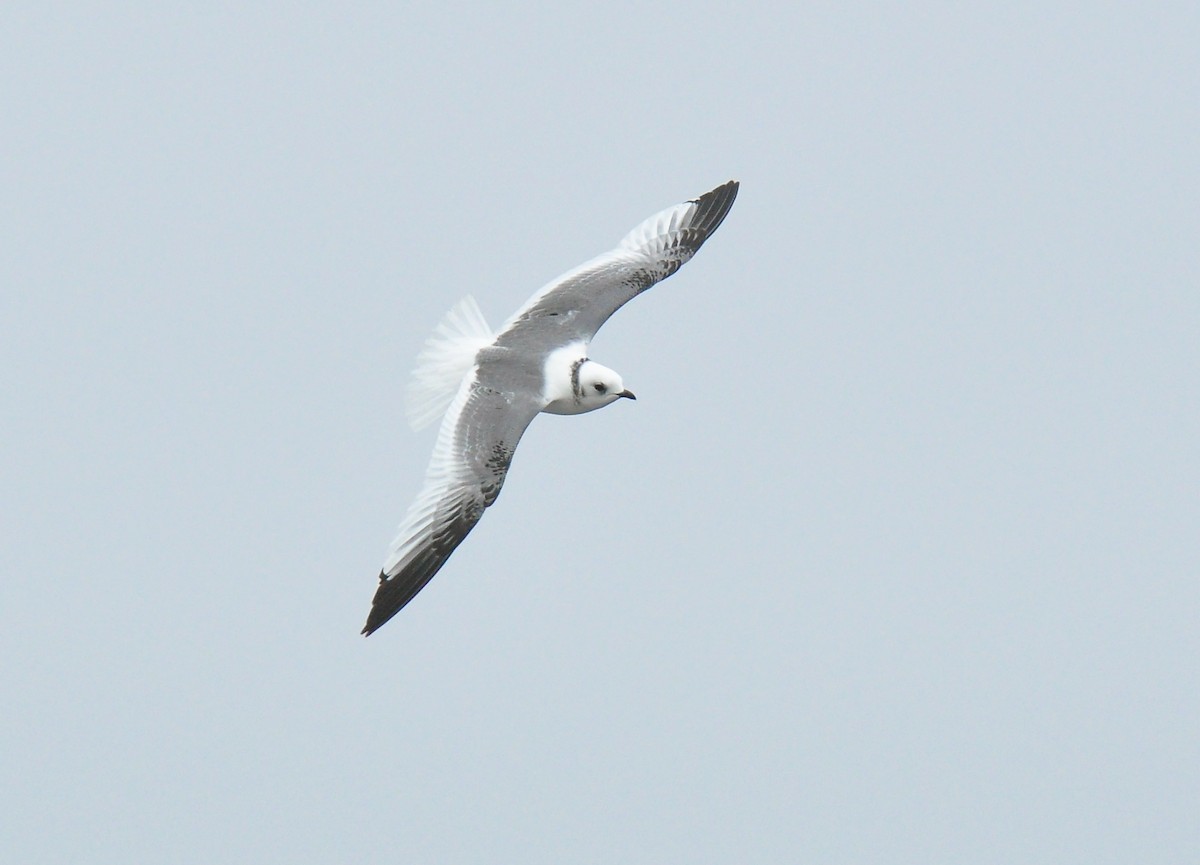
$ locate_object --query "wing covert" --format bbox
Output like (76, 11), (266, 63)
(362, 364), (542, 635)
(496, 180), (738, 348)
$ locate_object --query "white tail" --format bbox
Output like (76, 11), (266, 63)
(405, 295), (494, 431)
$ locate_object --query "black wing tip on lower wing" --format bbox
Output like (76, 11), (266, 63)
(361, 568), (428, 637)
(360, 571), (392, 636)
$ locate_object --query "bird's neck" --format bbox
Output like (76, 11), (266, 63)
(540, 342), (589, 414)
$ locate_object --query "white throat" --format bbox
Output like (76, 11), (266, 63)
(541, 342), (589, 413)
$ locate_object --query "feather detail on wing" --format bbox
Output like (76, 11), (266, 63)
(497, 180), (738, 345)
(406, 295), (495, 431)
(363, 363), (541, 635)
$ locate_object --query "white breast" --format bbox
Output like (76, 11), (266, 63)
(540, 342), (588, 414)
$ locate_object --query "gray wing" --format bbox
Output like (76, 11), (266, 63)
(362, 356), (543, 635)
(495, 180), (739, 350)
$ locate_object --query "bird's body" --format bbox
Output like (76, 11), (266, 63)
(363, 180), (739, 635)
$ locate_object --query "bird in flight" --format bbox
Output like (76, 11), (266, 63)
(363, 180), (739, 635)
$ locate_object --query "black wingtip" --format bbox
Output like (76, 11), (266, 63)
(360, 559), (445, 636)
(670, 180), (738, 258)
(689, 180), (739, 234)
(690, 179), (739, 201)
(360, 570), (394, 637)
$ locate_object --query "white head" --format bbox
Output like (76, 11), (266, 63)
(575, 360), (636, 411)
(542, 356), (637, 416)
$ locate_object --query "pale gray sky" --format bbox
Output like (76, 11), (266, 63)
(3, 3), (1197, 863)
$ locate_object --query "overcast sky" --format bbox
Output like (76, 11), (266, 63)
(3, 3), (1197, 863)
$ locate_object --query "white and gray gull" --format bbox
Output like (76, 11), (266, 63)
(363, 180), (739, 635)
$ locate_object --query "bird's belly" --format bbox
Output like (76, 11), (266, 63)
(541, 397), (593, 415)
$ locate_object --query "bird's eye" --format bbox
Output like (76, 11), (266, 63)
(594, 383), (607, 394)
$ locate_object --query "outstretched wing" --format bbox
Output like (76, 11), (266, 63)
(363, 357), (542, 635)
(496, 180), (738, 349)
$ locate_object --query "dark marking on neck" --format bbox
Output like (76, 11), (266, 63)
(570, 356), (588, 402)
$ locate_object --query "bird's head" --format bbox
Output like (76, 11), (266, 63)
(577, 360), (637, 410)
